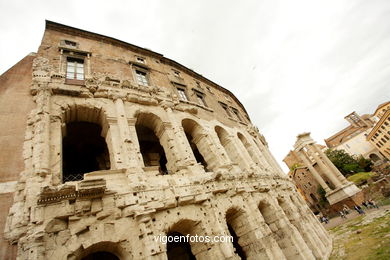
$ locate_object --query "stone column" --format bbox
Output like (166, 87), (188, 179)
(49, 116), (63, 185)
(280, 197), (327, 258)
(32, 83), (51, 177)
(248, 138), (273, 172)
(296, 150), (332, 192)
(102, 116), (125, 170)
(114, 98), (131, 168)
(256, 140), (285, 176)
(306, 145), (342, 188)
(312, 144), (349, 185)
(232, 135), (259, 171)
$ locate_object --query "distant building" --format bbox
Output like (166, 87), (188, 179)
(367, 101), (390, 160)
(325, 111), (384, 163)
(284, 149), (326, 214)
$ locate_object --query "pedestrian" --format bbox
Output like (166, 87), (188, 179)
(362, 201), (368, 209)
(368, 199), (379, 209)
(354, 205), (365, 215)
(339, 211), (346, 219)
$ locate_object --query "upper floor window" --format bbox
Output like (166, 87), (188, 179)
(231, 107), (242, 121)
(173, 70), (181, 77)
(136, 56), (145, 64)
(66, 57), (84, 84)
(194, 90), (207, 107)
(135, 69), (149, 86)
(177, 87), (188, 101)
(64, 40), (77, 47)
(219, 102), (231, 117)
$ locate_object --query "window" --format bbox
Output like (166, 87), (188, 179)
(135, 70), (149, 86)
(177, 88), (188, 101)
(173, 70), (180, 77)
(64, 40), (77, 47)
(136, 56), (145, 63)
(219, 102), (231, 116)
(66, 57), (84, 83)
(231, 107), (242, 121)
(194, 90), (207, 107)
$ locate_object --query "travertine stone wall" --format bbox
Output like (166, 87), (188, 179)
(2, 21), (332, 259)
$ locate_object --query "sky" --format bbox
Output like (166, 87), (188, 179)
(0, 0), (389, 172)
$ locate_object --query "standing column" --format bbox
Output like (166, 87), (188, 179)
(256, 139), (285, 176)
(32, 83), (51, 176)
(313, 145), (349, 185)
(306, 145), (342, 188)
(114, 98), (131, 168)
(127, 118), (145, 170)
(296, 150), (332, 193)
(156, 122), (200, 174)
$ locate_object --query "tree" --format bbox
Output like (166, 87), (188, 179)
(324, 149), (371, 176)
(317, 186), (328, 207)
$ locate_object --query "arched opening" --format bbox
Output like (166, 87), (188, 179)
(237, 132), (259, 165)
(225, 208), (248, 259)
(70, 241), (129, 260)
(82, 251), (119, 260)
(182, 119), (209, 171)
(63, 121), (110, 182)
(166, 219), (206, 259)
(166, 232), (196, 260)
(369, 153), (380, 162)
(136, 113), (168, 174)
(215, 126), (243, 168)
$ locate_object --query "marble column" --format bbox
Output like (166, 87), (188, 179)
(296, 150), (331, 192)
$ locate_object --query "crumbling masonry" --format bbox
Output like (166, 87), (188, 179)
(1, 21), (332, 259)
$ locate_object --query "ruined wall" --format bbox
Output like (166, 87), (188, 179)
(2, 21), (332, 260)
(0, 54), (37, 259)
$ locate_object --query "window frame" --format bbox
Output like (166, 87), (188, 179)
(65, 57), (85, 85)
(134, 68), (149, 86)
(231, 107), (242, 121)
(219, 102), (231, 117)
(176, 87), (189, 102)
(194, 90), (207, 107)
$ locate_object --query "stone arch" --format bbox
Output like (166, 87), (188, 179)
(215, 125), (247, 170)
(277, 196), (326, 259)
(134, 112), (169, 174)
(258, 200), (296, 259)
(369, 153), (380, 162)
(165, 219), (207, 259)
(224, 207), (249, 259)
(237, 132), (261, 166)
(182, 118), (210, 171)
(69, 241), (131, 260)
(60, 103), (111, 183)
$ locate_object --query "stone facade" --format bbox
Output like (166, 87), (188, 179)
(367, 101), (390, 160)
(325, 112), (384, 162)
(292, 133), (363, 212)
(1, 21), (332, 259)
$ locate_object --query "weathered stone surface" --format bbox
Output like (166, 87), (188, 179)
(0, 21), (332, 260)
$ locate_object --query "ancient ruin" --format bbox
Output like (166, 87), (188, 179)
(0, 21), (332, 259)
(293, 133), (363, 210)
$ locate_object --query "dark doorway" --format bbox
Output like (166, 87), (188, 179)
(136, 125), (168, 174)
(227, 223), (247, 259)
(185, 133), (208, 171)
(63, 122), (110, 182)
(81, 251), (119, 260)
(167, 232), (196, 260)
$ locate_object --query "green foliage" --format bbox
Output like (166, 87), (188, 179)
(347, 172), (377, 186)
(356, 155), (373, 172)
(317, 186), (328, 207)
(289, 163), (302, 171)
(325, 149), (372, 176)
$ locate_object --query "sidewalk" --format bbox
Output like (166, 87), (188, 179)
(323, 204), (390, 229)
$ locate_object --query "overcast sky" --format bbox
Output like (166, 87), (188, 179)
(1, 0), (389, 172)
